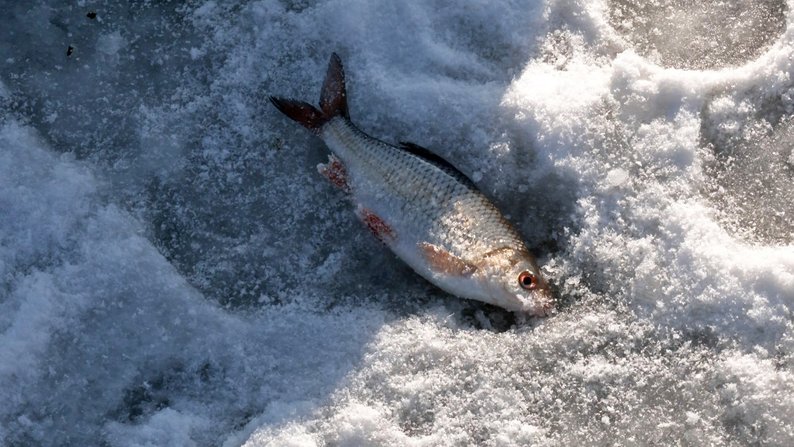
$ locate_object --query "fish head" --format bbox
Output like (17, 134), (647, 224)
(476, 248), (554, 317)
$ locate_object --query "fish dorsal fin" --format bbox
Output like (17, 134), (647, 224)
(398, 141), (476, 186)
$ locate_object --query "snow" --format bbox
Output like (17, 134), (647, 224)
(2, 0), (794, 446)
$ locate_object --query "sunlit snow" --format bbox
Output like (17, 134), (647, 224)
(1, 1), (793, 446)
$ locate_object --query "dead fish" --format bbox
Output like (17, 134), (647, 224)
(270, 53), (553, 317)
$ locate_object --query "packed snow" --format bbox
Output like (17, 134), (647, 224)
(1, 0), (793, 445)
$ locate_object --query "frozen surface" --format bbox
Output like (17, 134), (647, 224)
(1, 0), (793, 445)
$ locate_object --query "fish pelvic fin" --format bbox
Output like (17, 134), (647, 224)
(356, 205), (395, 243)
(269, 53), (349, 132)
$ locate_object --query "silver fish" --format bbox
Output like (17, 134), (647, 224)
(270, 53), (553, 316)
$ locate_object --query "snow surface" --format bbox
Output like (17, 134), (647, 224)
(1, 0), (794, 445)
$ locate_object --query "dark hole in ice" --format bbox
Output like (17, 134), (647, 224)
(66, 45), (74, 56)
(86, 11), (97, 20)
(608, 0), (788, 69)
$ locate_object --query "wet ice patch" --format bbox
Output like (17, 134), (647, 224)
(702, 96), (794, 244)
(607, 0), (789, 69)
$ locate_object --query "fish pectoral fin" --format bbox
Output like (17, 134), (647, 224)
(418, 242), (478, 277)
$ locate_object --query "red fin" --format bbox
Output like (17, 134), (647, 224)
(320, 53), (349, 119)
(419, 242), (478, 277)
(270, 53), (349, 132)
(317, 154), (350, 192)
(269, 97), (326, 132)
(356, 206), (394, 242)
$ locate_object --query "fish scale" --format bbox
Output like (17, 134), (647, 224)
(322, 118), (520, 262)
(269, 53), (553, 316)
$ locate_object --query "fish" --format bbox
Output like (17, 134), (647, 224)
(270, 53), (554, 317)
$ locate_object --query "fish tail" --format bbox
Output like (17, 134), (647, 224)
(268, 97), (326, 131)
(319, 53), (349, 119)
(269, 52), (349, 132)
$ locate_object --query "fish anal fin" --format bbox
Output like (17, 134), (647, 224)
(317, 154), (350, 192)
(419, 242), (477, 277)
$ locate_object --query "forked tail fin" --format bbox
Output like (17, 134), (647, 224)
(320, 53), (349, 119)
(269, 53), (349, 133)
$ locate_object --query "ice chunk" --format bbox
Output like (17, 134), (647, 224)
(605, 168), (629, 188)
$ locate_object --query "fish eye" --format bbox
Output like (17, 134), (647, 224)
(518, 271), (536, 290)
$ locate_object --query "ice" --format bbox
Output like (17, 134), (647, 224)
(0, 118), (390, 445)
(605, 168), (629, 188)
(2, 0), (794, 446)
(96, 31), (125, 57)
(607, 0), (788, 70)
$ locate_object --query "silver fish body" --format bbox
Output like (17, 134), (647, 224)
(271, 54), (553, 316)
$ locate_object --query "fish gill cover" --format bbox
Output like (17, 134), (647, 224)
(0, 0), (793, 446)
